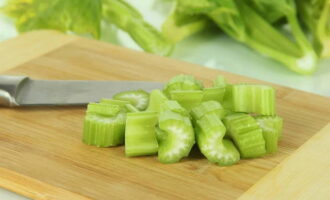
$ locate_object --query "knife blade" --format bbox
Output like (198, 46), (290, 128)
(0, 75), (163, 107)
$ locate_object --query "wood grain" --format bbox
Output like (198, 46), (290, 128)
(0, 30), (77, 73)
(238, 123), (330, 200)
(0, 31), (329, 200)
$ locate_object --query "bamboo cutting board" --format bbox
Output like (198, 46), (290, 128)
(0, 31), (329, 200)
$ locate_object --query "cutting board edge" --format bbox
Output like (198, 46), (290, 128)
(0, 167), (92, 200)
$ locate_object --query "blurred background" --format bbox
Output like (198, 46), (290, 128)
(0, 0), (329, 97)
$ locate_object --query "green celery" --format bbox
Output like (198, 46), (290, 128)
(163, 74), (204, 97)
(113, 90), (149, 111)
(177, 0), (319, 74)
(255, 116), (283, 153)
(100, 99), (135, 112)
(162, 2), (211, 43)
(297, 0), (330, 58)
(158, 101), (195, 163)
(224, 113), (266, 158)
(195, 113), (240, 165)
(102, 0), (173, 56)
(83, 103), (126, 147)
(202, 75), (227, 102)
(232, 84), (276, 115)
(2, 0), (102, 38)
(191, 100), (226, 120)
(170, 90), (204, 111)
(146, 89), (169, 113)
(125, 112), (159, 157)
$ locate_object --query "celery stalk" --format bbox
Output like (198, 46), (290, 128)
(100, 99), (136, 113)
(255, 116), (283, 153)
(158, 101), (195, 163)
(232, 84), (276, 115)
(170, 90), (204, 111)
(113, 90), (149, 111)
(83, 103), (126, 147)
(202, 75), (227, 102)
(125, 112), (159, 157)
(195, 113), (240, 166)
(146, 90), (169, 113)
(102, 0), (173, 56)
(177, 0), (319, 74)
(297, 0), (330, 58)
(163, 74), (204, 97)
(224, 113), (266, 158)
(191, 100), (226, 120)
(162, 2), (211, 43)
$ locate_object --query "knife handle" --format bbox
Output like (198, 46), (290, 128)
(0, 75), (29, 107)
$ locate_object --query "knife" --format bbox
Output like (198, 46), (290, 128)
(0, 75), (163, 107)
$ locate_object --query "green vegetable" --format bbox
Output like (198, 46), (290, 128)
(232, 84), (275, 115)
(83, 103), (126, 147)
(176, 0), (319, 74)
(113, 90), (149, 111)
(2, 0), (102, 38)
(170, 90), (204, 111)
(195, 113), (240, 166)
(158, 100), (195, 163)
(202, 75), (227, 102)
(162, 2), (211, 43)
(224, 113), (266, 158)
(102, 0), (173, 56)
(191, 100), (226, 120)
(100, 99), (138, 112)
(297, 0), (330, 58)
(2, 0), (173, 56)
(146, 89), (169, 112)
(125, 112), (159, 157)
(222, 84), (234, 111)
(160, 100), (188, 116)
(163, 74), (204, 97)
(245, 0), (286, 23)
(255, 116), (283, 153)
(213, 75), (227, 88)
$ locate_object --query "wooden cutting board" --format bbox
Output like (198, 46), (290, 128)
(0, 31), (329, 200)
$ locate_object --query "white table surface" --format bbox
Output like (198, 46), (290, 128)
(0, 0), (329, 199)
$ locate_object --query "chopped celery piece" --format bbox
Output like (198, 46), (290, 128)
(155, 126), (167, 142)
(146, 89), (168, 112)
(86, 103), (120, 116)
(202, 75), (227, 102)
(125, 112), (159, 157)
(202, 87), (226, 102)
(232, 84), (276, 115)
(101, 99), (138, 113)
(83, 103), (126, 147)
(213, 75), (227, 88)
(195, 113), (240, 166)
(162, 4), (210, 43)
(222, 84), (234, 111)
(163, 74), (204, 96)
(191, 101), (226, 120)
(102, 0), (173, 56)
(170, 90), (203, 111)
(224, 113), (266, 158)
(255, 116), (283, 153)
(125, 104), (139, 113)
(158, 103), (195, 163)
(113, 90), (149, 111)
(160, 100), (188, 116)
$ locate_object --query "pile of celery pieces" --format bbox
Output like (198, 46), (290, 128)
(83, 75), (283, 166)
